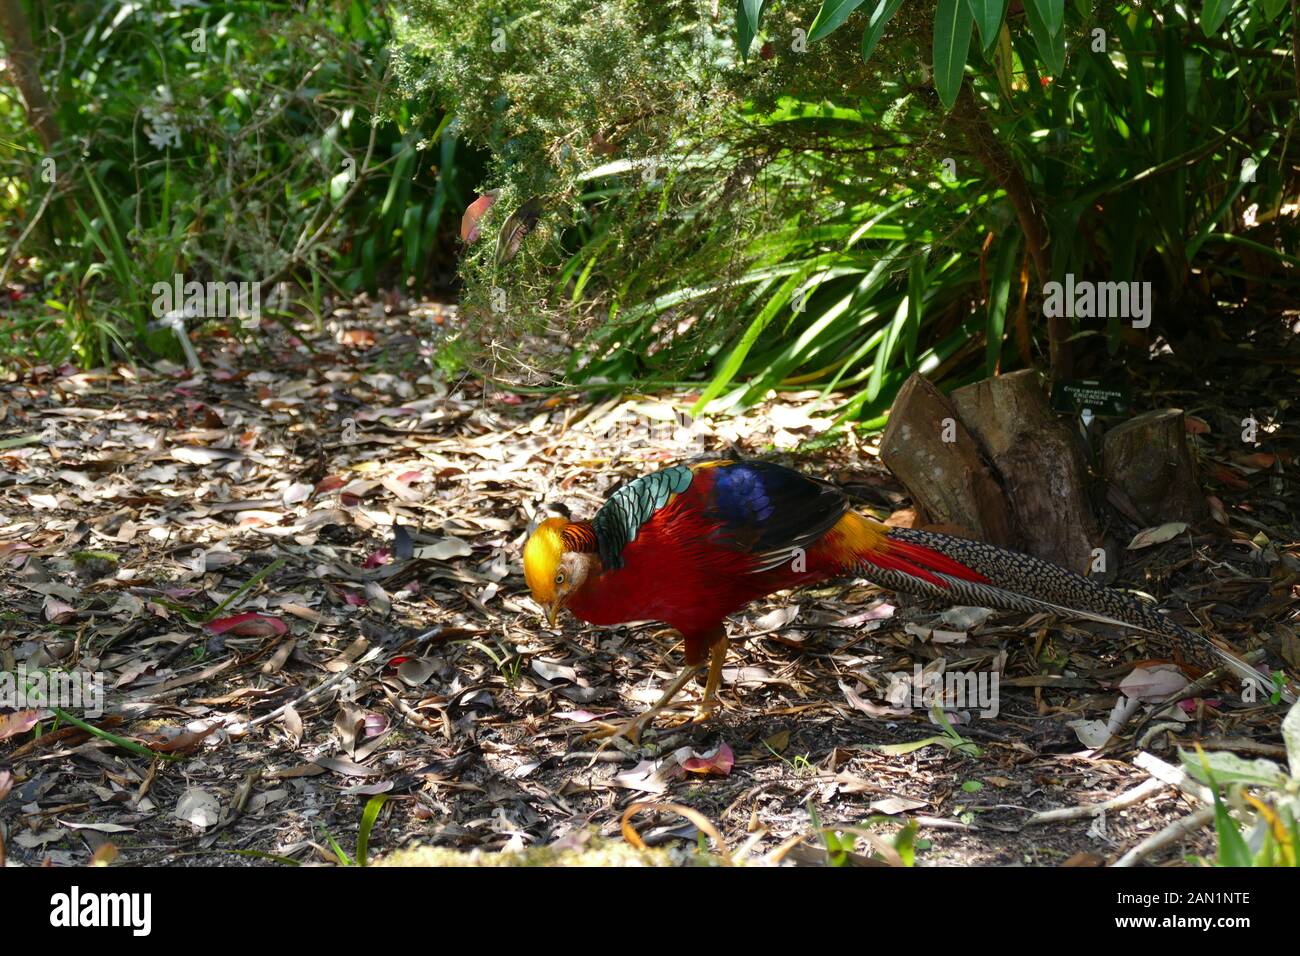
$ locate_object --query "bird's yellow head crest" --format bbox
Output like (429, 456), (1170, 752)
(523, 518), (599, 627)
(523, 517), (568, 606)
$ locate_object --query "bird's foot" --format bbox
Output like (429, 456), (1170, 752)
(689, 694), (719, 724)
(581, 711), (662, 765)
(581, 712), (655, 746)
(577, 663), (703, 765)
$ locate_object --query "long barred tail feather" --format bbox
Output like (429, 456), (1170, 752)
(866, 528), (1294, 702)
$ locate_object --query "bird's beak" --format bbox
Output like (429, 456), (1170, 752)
(545, 601), (560, 629)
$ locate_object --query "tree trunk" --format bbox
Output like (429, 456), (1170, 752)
(948, 369), (1100, 573)
(1102, 409), (1208, 527)
(0, 1), (61, 153)
(879, 372), (1017, 546)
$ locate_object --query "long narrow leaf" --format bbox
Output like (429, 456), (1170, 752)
(735, 0), (766, 60)
(861, 0), (906, 63)
(985, 234), (1020, 376)
(1022, 0), (1066, 73)
(933, 0), (975, 109)
(809, 0), (868, 43)
(964, 0), (1008, 52)
(1025, 0), (1064, 38)
(690, 265), (815, 415)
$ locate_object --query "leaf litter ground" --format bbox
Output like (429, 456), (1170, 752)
(1, 304), (1297, 866)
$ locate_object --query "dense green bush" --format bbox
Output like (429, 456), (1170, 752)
(395, 0), (1299, 421)
(0, 0), (482, 368)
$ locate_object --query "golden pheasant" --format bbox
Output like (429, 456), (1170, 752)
(523, 458), (1273, 744)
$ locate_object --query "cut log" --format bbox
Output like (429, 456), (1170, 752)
(1102, 409), (1207, 526)
(948, 369), (1100, 573)
(879, 373), (1016, 546)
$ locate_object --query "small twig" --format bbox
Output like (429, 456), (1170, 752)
(1024, 777), (1167, 826)
(1132, 750), (1214, 806)
(1112, 806), (1216, 868)
(245, 647), (381, 729)
(560, 750), (627, 764)
(1106, 752), (1219, 865)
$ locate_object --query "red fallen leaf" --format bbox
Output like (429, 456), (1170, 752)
(395, 470), (425, 484)
(314, 474), (346, 495)
(1184, 415), (1211, 435)
(43, 595), (77, 623)
(682, 741), (734, 777)
(492, 392), (523, 405)
(0, 541), (33, 564)
(340, 492), (362, 507)
(337, 588), (367, 607)
(1232, 451), (1276, 471)
(460, 190), (500, 243)
(341, 328), (376, 347)
(1206, 495), (1229, 525)
(364, 714), (388, 738)
(555, 710), (620, 723)
(362, 548), (392, 569)
(140, 722), (221, 754)
(0, 709), (46, 741)
(205, 612), (287, 636)
(1179, 698), (1221, 714)
(1206, 463), (1250, 490)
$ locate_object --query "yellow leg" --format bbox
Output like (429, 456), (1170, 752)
(582, 663), (701, 754)
(695, 637), (728, 721)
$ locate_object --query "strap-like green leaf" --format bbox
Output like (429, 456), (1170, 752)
(985, 234), (1020, 376)
(735, 0), (766, 60)
(1022, 0), (1066, 74)
(861, 0), (906, 63)
(1025, 0), (1064, 37)
(933, 0), (974, 109)
(1261, 0), (1289, 20)
(1201, 0), (1233, 36)
(809, 0), (868, 43)
(964, 0), (1008, 52)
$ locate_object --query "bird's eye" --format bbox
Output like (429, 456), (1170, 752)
(555, 572), (565, 585)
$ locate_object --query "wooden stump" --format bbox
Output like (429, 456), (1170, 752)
(948, 370), (1100, 573)
(1102, 409), (1207, 526)
(879, 374), (1016, 546)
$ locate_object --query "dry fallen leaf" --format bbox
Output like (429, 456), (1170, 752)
(175, 788), (221, 828)
(682, 741), (734, 777)
(206, 612), (287, 636)
(1127, 522), (1189, 550)
(0, 710), (45, 741)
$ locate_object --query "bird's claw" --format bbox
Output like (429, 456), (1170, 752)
(581, 714), (654, 766)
